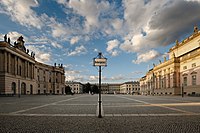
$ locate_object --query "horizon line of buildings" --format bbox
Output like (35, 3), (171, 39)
(66, 81), (140, 94)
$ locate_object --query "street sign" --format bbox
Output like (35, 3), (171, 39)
(93, 52), (107, 118)
(93, 58), (107, 66)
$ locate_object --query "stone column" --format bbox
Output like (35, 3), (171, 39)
(4, 51), (7, 72)
(7, 52), (10, 73)
(27, 62), (29, 78)
(32, 64), (34, 79)
(14, 56), (17, 75)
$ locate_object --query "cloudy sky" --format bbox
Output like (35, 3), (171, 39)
(0, 0), (200, 83)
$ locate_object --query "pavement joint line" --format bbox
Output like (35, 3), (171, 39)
(1, 113), (200, 117)
(115, 95), (150, 104)
(51, 104), (97, 106)
(9, 96), (85, 114)
(103, 102), (200, 108)
(115, 95), (197, 115)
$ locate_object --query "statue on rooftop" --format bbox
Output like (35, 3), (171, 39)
(164, 56), (166, 62)
(4, 34), (7, 42)
(194, 26), (198, 33)
(8, 37), (10, 44)
(17, 36), (24, 43)
(175, 40), (179, 46)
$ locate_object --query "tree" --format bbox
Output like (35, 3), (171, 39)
(65, 86), (72, 94)
(83, 82), (91, 93)
(91, 85), (99, 94)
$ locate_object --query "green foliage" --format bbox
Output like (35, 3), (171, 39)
(83, 82), (91, 93)
(65, 86), (72, 94)
(91, 85), (99, 94)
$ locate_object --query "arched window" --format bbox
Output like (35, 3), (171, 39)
(192, 75), (196, 85)
(12, 82), (16, 95)
(30, 84), (33, 94)
(183, 77), (187, 86)
(21, 82), (26, 94)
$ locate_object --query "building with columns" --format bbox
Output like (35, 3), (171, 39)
(0, 35), (65, 95)
(140, 26), (200, 96)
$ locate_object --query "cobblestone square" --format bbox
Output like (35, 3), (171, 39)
(0, 94), (200, 132)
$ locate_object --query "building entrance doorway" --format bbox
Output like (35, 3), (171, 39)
(30, 85), (33, 94)
(12, 82), (16, 95)
(21, 82), (26, 95)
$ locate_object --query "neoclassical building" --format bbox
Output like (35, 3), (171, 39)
(0, 35), (65, 95)
(65, 81), (83, 94)
(120, 81), (140, 94)
(140, 26), (200, 96)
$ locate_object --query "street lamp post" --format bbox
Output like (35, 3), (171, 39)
(93, 52), (107, 118)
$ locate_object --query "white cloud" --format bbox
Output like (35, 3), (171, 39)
(110, 50), (120, 57)
(120, 34), (142, 53)
(106, 39), (119, 52)
(25, 45), (52, 64)
(94, 49), (99, 52)
(106, 39), (120, 56)
(28, 36), (49, 45)
(121, 0), (200, 55)
(133, 50), (160, 64)
(110, 75), (124, 81)
(56, 0), (124, 37)
(49, 21), (70, 38)
(67, 0), (110, 31)
(68, 45), (87, 56)
(51, 41), (63, 48)
(70, 36), (80, 45)
(89, 75), (99, 81)
(0, 0), (43, 29)
(112, 18), (123, 31)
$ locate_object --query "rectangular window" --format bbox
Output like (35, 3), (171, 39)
(183, 77), (187, 86)
(192, 75), (196, 85)
(192, 63), (196, 68)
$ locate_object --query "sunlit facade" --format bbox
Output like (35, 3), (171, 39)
(120, 81), (140, 94)
(140, 26), (200, 96)
(65, 81), (83, 94)
(0, 36), (65, 95)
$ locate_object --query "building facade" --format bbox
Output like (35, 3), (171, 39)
(65, 81), (83, 94)
(108, 83), (121, 94)
(0, 35), (65, 95)
(91, 82), (139, 94)
(140, 26), (200, 96)
(120, 81), (140, 94)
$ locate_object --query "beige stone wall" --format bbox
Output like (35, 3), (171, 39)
(35, 63), (65, 95)
(0, 41), (65, 95)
